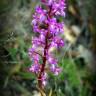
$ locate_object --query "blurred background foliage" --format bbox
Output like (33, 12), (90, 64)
(0, 0), (96, 96)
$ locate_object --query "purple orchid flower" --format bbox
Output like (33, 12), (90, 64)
(28, 0), (66, 87)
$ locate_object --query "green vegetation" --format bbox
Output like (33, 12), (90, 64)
(0, 0), (96, 96)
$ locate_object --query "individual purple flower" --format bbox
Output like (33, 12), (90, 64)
(47, 55), (57, 65)
(28, 47), (39, 62)
(38, 72), (47, 86)
(50, 36), (64, 47)
(29, 63), (40, 73)
(39, 34), (45, 42)
(54, 67), (62, 75)
(32, 36), (45, 47)
(48, 18), (64, 35)
(50, 65), (61, 75)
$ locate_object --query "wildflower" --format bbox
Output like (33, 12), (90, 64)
(29, 63), (40, 73)
(28, 0), (66, 87)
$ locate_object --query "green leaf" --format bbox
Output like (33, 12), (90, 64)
(59, 58), (81, 87)
(19, 71), (35, 79)
(8, 48), (17, 60)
